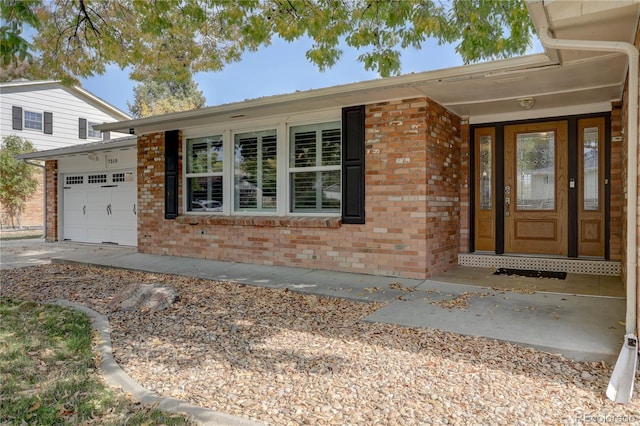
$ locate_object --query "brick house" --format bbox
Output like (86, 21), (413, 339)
(0, 80), (130, 229)
(21, 2), (640, 327)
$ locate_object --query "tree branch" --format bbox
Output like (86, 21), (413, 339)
(78, 0), (100, 36)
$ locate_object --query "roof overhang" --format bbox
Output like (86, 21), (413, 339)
(88, 0), (640, 132)
(17, 136), (137, 161)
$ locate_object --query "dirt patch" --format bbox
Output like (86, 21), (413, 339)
(2, 264), (638, 425)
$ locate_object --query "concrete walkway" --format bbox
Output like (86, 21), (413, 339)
(1, 240), (626, 363)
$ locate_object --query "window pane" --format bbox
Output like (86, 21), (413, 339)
(188, 176), (223, 212)
(88, 122), (101, 138)
(24, 111), (42, 130)
(291, 130), (316, 168)
(289, 122), (341, 214)
(234, 130), (277, 212)
(187, 136), (223, 174)
(479, 135), (492, 210)
(321, 128), (341, 166)
(583, 127), (599, 211)
(291, 171), (341, 213)
(516, 131), (555, 211)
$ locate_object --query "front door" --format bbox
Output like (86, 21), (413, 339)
(473, 116), (607, 257)
(504, 121), (568, 255)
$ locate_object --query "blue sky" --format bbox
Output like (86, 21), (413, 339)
(81, 36), (543, 115)
(81, 37), (466, 115)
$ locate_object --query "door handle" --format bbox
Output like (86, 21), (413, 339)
(133, 204), (136, 215)
(106, 204), (112, 215)
(83, 205), (86, 215)
(505, 196), (510, 217)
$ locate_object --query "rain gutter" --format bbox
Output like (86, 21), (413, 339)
(538, 28), (639, 336)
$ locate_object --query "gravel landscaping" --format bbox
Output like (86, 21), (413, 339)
(2, 263), (640, 425)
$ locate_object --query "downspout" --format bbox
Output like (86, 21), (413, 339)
(538, 27), (639, 338)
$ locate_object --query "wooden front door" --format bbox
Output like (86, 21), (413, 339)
(473, 116), (608, 257)
(504, 121), (568, 255)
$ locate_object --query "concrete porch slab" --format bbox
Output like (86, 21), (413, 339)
(364, 279), (626, 363)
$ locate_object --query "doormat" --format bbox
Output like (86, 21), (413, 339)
(493, 268), (567, 280)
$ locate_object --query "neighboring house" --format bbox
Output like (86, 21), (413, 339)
(20, 2), (640, 328)
(0, 80), (131, 228)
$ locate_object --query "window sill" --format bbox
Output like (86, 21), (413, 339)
(176, 215), (342, 228)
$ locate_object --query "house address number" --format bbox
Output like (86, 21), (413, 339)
(106, 156), (119, 169)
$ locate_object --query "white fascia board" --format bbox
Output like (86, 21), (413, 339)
(0, 79), (59, 88)
(526, 0), (560, 63)
(17, 136), (137, 160)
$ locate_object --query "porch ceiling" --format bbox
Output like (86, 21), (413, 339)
(96, 1), (640, 134)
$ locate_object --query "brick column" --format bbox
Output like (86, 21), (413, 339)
(610, 102), (624, 261)
(45, 160), (58, 242)
(459, 119), (470, 253)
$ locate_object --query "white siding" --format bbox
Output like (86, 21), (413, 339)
(57, 147), (137, 173)
(0, 82), (129, 151)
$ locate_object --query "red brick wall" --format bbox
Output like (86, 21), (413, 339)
(0, 169), (44, 229)
(45, 160), (58, 242)
(458, 119), (470, 253)
(610, 102), (624, 261)
(136, 98), (462, 279)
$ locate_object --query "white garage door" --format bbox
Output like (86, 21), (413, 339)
(63, 170), (137, 246)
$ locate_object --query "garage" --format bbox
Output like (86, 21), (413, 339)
(62, 169), (137, 246)
(16, 137), (139, 246)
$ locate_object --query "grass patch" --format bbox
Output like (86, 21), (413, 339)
(0, 298), (194, 425)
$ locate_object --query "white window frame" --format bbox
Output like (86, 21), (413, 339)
(181, 110), (342, 217)
(287, 121), (342, 215)
(88, 122), (101, 139)
(233, 128), (279, 214)
(24, 110), (43, 131)
(185, 134), (225, 213)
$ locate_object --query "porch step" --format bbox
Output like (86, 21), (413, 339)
(458, 254), (621, 276)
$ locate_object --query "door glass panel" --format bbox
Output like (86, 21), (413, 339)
(583, 127), (599, 211)
(479, 135), (492, 210)
(516, 131), (555, 211)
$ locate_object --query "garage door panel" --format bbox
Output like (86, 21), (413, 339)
(63, 190), (87, 242)
(84, 225), (112, 244)
(62, 170), (137, 246)
(109, 186), (136, 210)
(111, 188), (137, 246)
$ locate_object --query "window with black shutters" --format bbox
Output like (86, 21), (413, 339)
(186, 135), (224, 212)
(289, 122), (341, 213)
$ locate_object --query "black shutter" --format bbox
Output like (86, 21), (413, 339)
(12, 106), (22, 130)
(341, 105), (366, 224)
(79, 118), (87, 139)
(44, 112), (53, 134)
(165, 130), (180, 219)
